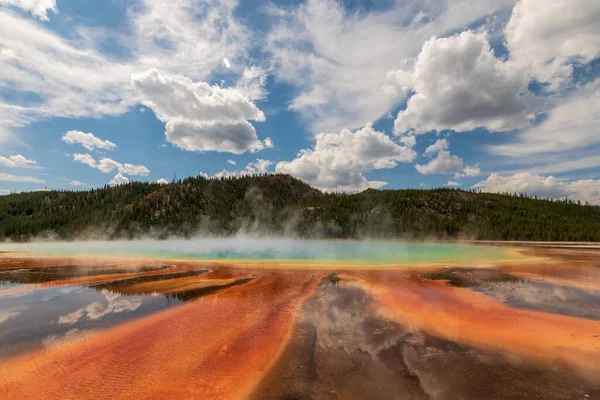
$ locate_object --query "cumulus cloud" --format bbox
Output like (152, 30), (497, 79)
(415, 139), (464, 175)
(393, 30), (531, 134)
(73, 154), (149, 176)
(61, 130), (116, 152)
(164, 120), (267, 154)
(276, 124), (415, 192)
(131, 69), (268, 154)
(215, 158), (274, 178)
(474, 172), (600, 205)
(245, 159), (273, 175)
(0, 154), (36, 168)
(97, 158), (123, 174)
(121, 164), (150, 176)
(505, 0), (600, 89)
(68, 180), (82, 186)
(489, 79), (600, 157)
(445, 181), (461, 187)
(0, 0), (57, 20)
(266, 0), (517, 133)
(399, 135), (416, 148)
(156, 178), (169, 184)
(0, 172), (43, 183)
(109, 173), (129, 186)
(462, 164), (481, 177)
(226, 159), (236, 165)
(73, 153), (97, 168)
(423, 139), (450, 156)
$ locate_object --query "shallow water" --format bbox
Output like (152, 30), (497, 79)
(1, 241), (599, 399)
(0, 284), (182, 359)
(0, 237), (524, 264)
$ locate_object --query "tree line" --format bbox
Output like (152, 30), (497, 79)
(0, 174), (598, 242)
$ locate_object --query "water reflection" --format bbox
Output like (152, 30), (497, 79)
(0, 284), (182, 359)
(0, 264), (253, 359)
(421, 267), (600, 320)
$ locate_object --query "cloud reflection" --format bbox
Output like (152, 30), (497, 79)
(58, 291), (142, 325)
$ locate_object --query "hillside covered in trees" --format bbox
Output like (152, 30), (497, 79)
(0, 174), (598, 242)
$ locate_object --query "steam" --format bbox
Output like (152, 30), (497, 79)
(0, 183), (487, 243)
(0, 236), (516, 265)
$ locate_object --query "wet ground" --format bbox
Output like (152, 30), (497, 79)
(0, 245), (599, 399)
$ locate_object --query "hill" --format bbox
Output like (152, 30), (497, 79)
(0, 174), (598, 241)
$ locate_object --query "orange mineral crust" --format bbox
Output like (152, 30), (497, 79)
(353, 274), (600, 382)
(0, 271), (323, 400)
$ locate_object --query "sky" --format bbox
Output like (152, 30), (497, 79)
(0, 0), (600, 203)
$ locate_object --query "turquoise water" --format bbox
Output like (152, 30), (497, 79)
(0, 238), (523, 264)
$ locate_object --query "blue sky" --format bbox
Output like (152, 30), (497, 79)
(1, 0), (600, 203)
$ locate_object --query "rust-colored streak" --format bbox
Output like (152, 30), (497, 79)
(353, 274), (600, 382)
(115, 276), (244, 296)
(0, 271), (322, 400)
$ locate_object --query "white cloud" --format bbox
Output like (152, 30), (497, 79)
(0, 0), (248, 128)
(263, 137), (274, 148)
(68, 180), (82, 186)
(528, 156), (600, 175)
(0, 0), (57, 20)
(423, 138), (449, 156)
(474, 172), (600, 204)
(131, 69), (264, 125)
(0, 10), (136, 127)
(236, 66), (268, 102)
(97, 158), (122, 174)
(156, 178), (169, 184)
(0, 154), (36, 167)
(109, 173), (129, 186)
(505, 0), (600, 89)
(415, 139), (464, 175)
(399, 135), (416, 148)
(120, 163), (150, 176)
(416, 151), (463, 175)
(58, 291), (141, 324)
(0, 310), (20, 324)
(165, 121), (267, 154)
(267, 0), (518, 133)
(226, 159), (236, 165)
(245, 159), (273, 175)
(462, 164), (481, 177)
(0, 172), (43, 183)
(276, 124), (415, 192)
(73, 154), (149, 176)
(445, 181), (461, 187)
(73, 153), (97, 168)
(215, 158), (274, 178)
(131, 69), (268, 154)
(489, 79), (600, 156)
(61, 130), (116, 152)
(393, 30), (531, 135)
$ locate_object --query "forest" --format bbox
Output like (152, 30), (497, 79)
(0, 174), (598, 242)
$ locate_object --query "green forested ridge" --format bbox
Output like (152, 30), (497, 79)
(0, 174), (598, 241)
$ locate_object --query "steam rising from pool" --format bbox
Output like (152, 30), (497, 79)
(0, 237), (523, 264)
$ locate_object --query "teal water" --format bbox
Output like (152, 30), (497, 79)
(0, 238), (524, 264)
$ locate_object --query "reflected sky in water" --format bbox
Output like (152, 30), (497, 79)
(0, 283), (182, 358)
